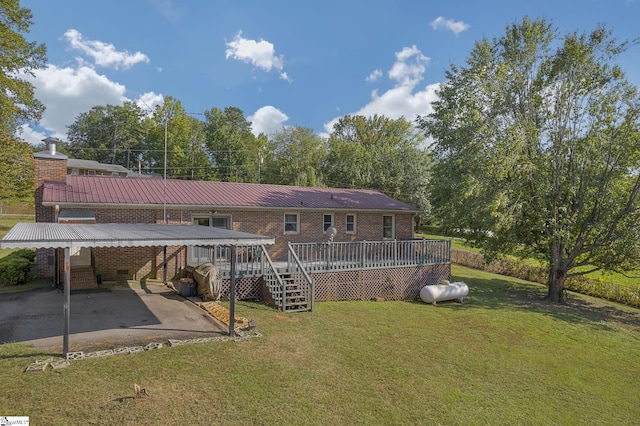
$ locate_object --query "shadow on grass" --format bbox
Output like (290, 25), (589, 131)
(0, 350), (61, 361)
(453, 269), (640, 331)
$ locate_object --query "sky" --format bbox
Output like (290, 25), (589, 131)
(17, 0), (640, 145)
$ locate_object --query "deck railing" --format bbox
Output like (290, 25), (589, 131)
(187, 238), (451, 277)
(287, 239), (451, 273)
(188, 245), (264, 278)
(287, 242), (315, 311)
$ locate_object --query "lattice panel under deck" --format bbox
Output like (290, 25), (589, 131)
(312, 264), (450, 302)
(220, 277), (262, 301)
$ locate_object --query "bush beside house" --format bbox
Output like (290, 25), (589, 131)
(0, 249), (35, 286)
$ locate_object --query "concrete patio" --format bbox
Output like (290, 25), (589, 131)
(0, 280), (226, 353)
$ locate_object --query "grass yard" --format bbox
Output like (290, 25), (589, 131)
(0, 214), (49, 293)
(0, 264), (638, 425)
(418, 232), (640, 293)
(0, 214), (34, 259)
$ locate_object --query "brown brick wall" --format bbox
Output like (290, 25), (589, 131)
(34, 157), (66, 222)
(92, 245), (187, 282)
(34, 157), (67, 277)
(36, 207), (415, 279)
(44, 206), (415, 280)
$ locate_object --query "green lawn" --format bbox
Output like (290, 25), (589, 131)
(0, 214), (34, 259)
(418, 232), (640, 292)
(1, 264), (638, 425)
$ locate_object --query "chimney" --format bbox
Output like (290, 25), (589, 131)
(34, 137), (68, 222)
(44, 136), (57, 155)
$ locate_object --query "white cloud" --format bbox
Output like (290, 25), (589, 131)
(17, 125), (50, 146)
(430, 16), (470, 36)
(323, 46), (439, 134)
(19, 64), (128, 144)
(366, 69), (382, 83)
(389, 45), (429, 86)
(279, 72), (292, 83)
(225, 31), (290, 80)
(249, 106), (289, 136)
(64, 29), (150, 70)
(136, 91), (164, 115)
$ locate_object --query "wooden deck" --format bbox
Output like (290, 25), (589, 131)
(187, 239), (451, 278)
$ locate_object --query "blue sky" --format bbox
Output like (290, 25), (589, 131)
(19, 0), (640, 145)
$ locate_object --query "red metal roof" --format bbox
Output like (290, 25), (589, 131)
(42, 176), (418, 211)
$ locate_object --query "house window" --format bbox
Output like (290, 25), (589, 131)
(212, 217), (230, 229)
(193, 215), (230, 229)
(193, 216), (211, 227)
(190, 215), (231, 264)
(87, 170), (96, 176)
(323, 214), (334, 233)
(111, 172), (119, 177)
(346, 214), (356, 234)
(71, 168), (79, 175)
(383, 215), (394, 239)
(284, 213), (299, 234)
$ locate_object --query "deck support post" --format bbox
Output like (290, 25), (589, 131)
(229, 245), (236, 337)
(63, 246), (70, 357)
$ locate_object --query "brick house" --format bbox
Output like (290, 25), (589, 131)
(33, 143), (423, 289)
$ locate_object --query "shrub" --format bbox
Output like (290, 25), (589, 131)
(11, 249), (36, 262)
(0, 256), (32, 286)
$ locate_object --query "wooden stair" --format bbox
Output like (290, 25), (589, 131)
(263, 272), (310, 312)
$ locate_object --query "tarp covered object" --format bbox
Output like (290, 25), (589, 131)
(193, 263), (221, 301)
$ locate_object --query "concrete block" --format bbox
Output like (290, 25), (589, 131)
(66, 352), (84, 360)
(144, 342), (162, 350)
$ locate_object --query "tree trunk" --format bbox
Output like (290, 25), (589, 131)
(546, 267), (567, 303)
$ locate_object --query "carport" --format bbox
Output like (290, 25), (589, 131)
(1, 223), (275, 356)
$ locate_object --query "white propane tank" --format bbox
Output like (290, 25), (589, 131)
(420, 282), (469, 305)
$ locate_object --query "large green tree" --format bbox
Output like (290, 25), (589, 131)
(263, 126), (326, 186)
(419, 17), (640, 302)
(204, 107), (263, 182)
(0, 0), (46, 136)
(142, 97), (212, 180)
(66, 101), (146, 168)
(0, 134), (33, 207)
(324, 114), (432, 221)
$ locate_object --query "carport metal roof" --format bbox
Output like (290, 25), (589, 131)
(0, 222), (275, 249)
(0, 222), (274, 357)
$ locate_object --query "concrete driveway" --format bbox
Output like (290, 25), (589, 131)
(0, 280), (226, 352)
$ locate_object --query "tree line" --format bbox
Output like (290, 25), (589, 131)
(45, 100), (432, 223)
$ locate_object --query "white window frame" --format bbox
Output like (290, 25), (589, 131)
(284, 213), (300, 235)
(87, 170), (96, 176)
(322, 213), (334, 234)
(346, 214), (356, 234)
(192, 215), (211, 227)
(382, 214), (395, 239)
(190, 214), (232, 265)
(192, 214), (231, 229)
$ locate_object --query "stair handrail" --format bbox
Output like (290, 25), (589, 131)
(287, 242), (315, 312)
(260, 245), (288, 311)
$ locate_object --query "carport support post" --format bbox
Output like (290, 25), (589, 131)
(163, 246), (167, 283)
(63, 247), (71, 357)
(229, 245), (236, 337)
